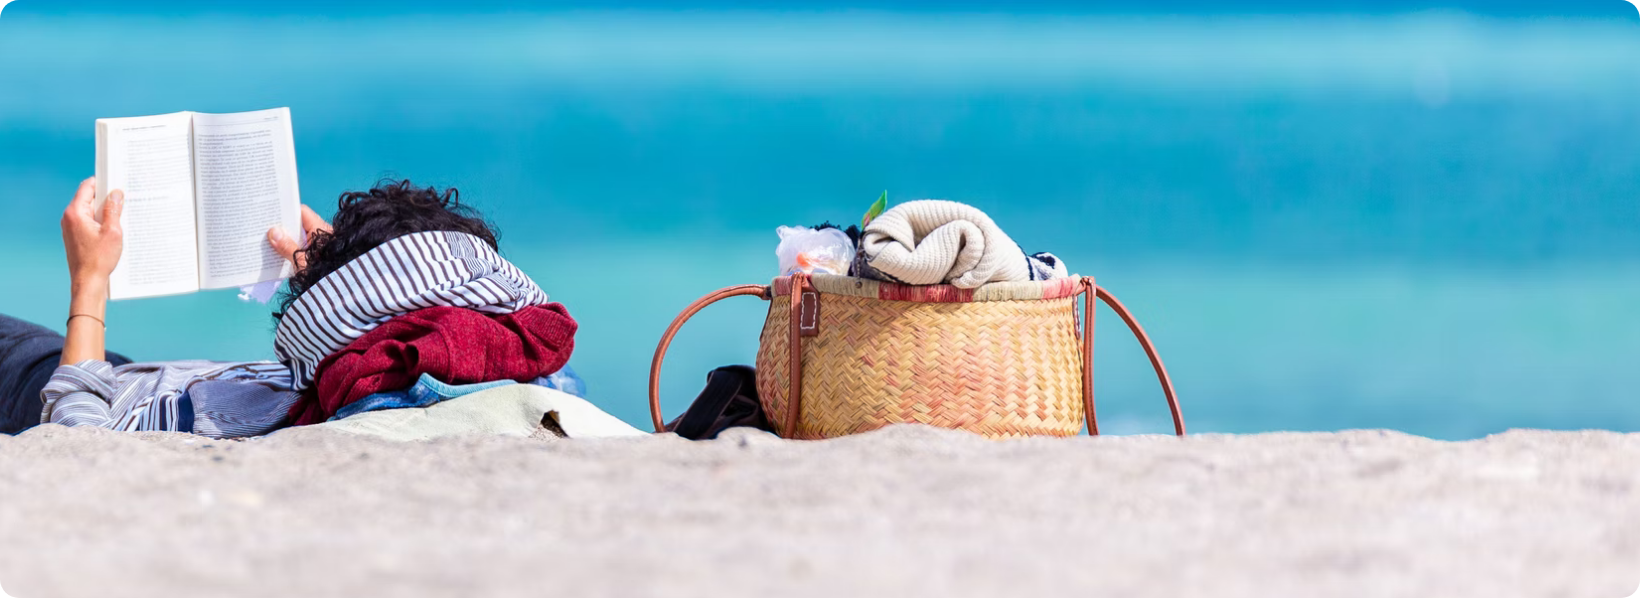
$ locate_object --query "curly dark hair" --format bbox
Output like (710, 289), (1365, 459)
(274, 180), (498, 320)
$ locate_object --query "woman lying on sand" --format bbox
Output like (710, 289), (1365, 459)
(0, 178), (576, 437)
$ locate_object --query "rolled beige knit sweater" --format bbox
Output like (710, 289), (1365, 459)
(858, 200), (1032, 288)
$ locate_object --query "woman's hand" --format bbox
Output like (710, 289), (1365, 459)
(268, 205), (331, 270)
(60, 177), (122, 365)
(60, 177), (124, 296)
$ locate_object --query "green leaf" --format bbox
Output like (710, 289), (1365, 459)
(862, 191), (887, 227)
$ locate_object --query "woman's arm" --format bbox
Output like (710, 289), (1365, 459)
(56, 175), (326, 366)
(59, 178), (125, 365)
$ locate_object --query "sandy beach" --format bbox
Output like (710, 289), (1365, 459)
(1, 424), (1635, 597)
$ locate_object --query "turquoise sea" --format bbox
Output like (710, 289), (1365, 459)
(2, 2), (1637, 438)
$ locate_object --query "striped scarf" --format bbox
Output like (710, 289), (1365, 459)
(273, 231), (551, 391)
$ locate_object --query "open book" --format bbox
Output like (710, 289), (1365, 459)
(95, 107), (302, 300)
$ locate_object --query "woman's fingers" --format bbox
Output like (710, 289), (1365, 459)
(299, 204), (331, 235)
(64, 178), (97, 223)
(100, 190), (125, 233)
(267, 227), (301, 262)
(72, 178), (96, 208)
(269, 206), (327, 271)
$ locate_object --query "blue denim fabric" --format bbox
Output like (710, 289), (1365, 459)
(0, 313), (133, 434)
(330, 365), (587, 421)
(331, 374), (516, 421)
(536, 365), (586, 398)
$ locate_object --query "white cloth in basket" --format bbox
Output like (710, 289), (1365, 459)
(858, 200), (1064, 288)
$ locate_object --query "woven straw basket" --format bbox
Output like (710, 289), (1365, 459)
(649, 272), (1184, 439)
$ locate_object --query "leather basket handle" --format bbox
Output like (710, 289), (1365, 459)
(1080, 277), (1186, 436)
(648, 284), (772, 432)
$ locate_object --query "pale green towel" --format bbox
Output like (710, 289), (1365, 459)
(310, 385), (646, 442)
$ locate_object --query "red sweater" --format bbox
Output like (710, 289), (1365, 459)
(292, 304), (577, 426)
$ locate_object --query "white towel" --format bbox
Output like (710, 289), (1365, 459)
(859, 200), (1046, 288)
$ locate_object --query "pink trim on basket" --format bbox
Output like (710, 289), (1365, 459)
(880, 284), (973, 303)
(772, 275), (1083, 303)
(1037, 277), (1082, 300)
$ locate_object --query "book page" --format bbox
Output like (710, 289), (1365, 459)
(191, 107), (301, 290)
(95, 112), (201, 300)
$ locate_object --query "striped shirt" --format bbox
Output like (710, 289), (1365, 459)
(41, 360), (297, 438)
(273, 230), (550, 390)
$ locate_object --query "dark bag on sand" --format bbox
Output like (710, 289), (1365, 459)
(665, 365), (772, 440)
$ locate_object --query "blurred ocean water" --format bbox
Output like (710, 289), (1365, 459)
(1, 6), (1637, 438)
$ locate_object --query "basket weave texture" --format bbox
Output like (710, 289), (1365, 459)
(754, 276), (1086, 439)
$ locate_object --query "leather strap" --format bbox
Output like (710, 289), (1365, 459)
(648, 284), (771, 432)
(785, 272), (811, 437)
(1079, 276), (1186, 436)
(1080, 277), (1098, 435)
